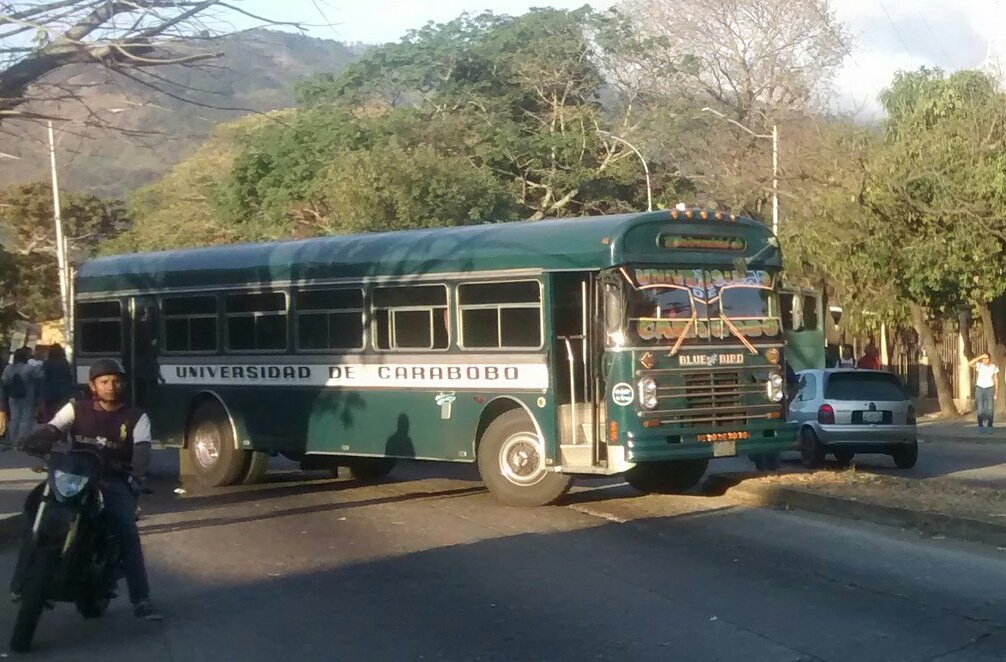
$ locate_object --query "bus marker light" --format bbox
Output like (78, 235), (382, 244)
(608, 421), (619, 443)
(699, 210), (709, 220)
(473, 396), (485, 403)
(642, 420), (660, 428)
(536, 397), (546, 408)
(697, 431), (750, 442)
(639, 352), (655, 370)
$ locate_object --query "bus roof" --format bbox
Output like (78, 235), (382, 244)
(77, 210), (779, 294)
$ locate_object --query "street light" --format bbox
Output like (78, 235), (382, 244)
(701, 107), (779, 236)
(597, 130), (652, 212)
(46, 108), (130, 353)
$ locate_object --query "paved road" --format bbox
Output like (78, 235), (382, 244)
(1, 455), (1004, 660)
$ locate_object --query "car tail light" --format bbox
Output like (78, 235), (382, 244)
(818, 403), (835, 424)
(907, 404), (916, 425)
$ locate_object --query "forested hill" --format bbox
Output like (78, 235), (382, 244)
(0, 29), (364, 198)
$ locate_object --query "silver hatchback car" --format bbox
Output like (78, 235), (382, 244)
(788, 369), (918, 469)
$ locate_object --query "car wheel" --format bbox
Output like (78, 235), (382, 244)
(891, 441), (918, 469)
(800, 428), (826, 469)
(833, 449), (854, 467)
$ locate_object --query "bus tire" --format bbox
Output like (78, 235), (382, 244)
(347, 457), (396, 481)
(186, 402), (249, 488)
(477, 410), (571, 507)
(241, 451), (269, 485)
(624, 459), (708, 494)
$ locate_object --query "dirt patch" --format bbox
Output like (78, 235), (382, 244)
(732, 468), (1006, 526)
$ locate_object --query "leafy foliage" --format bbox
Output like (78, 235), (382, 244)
(0, 182), (128, 321)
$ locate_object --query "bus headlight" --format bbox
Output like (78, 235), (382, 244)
(638, 378), (658, 409)
(766, 372), (785, 402)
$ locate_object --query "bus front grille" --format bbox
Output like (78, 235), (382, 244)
(642, 370), (775, 428)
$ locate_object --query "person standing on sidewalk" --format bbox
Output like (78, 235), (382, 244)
(969, 353), (1000, 433)
(2, 348), (40, 442)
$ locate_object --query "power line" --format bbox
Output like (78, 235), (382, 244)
(918, 11), (957, 69)
(877, 0), (915, 61)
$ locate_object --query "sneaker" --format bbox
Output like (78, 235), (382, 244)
(133, 600), (163, 620)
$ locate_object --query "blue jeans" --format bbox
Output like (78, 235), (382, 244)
(976, 386), (995, 428)
(102, 479), (151, 604)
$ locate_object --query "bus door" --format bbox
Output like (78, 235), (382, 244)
(551, 273), (602, 470)
(128, 295), (161, 408)
(780, 287), (825, 371)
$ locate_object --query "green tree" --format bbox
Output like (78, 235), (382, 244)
(0, 182), (128, 323)
(861, 68), (1006, 416)
(229, 9), (660, 230)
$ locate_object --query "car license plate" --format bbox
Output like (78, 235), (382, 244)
(713, 440), (736, 457)
(862, 410), (883, 423)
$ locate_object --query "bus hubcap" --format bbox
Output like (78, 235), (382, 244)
(499, 432), (546, 487)
(193, 426), (220, 469)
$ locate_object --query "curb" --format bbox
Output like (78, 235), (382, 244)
(706, 474), (1006, 548)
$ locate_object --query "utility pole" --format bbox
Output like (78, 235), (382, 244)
(47, 121), (71, 350)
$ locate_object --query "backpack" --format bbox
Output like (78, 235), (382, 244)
(6, 372), (26, 400)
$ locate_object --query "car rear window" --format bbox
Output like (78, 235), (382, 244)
(825, 373), (907, 401)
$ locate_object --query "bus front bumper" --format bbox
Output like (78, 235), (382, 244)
(623, 425), (798, 463)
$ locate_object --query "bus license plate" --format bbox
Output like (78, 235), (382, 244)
(713, 440), (736, 457)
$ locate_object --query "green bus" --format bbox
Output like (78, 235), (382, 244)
(73, 209), (796, 506)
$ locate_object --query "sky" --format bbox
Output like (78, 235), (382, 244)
(240, 0), (1006, 117)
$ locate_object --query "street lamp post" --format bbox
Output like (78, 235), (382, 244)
(597, 130), (652, 212)
(46, 121), (72, 351)
(46, 109), (129, 355)
(701, 107), (779, 236)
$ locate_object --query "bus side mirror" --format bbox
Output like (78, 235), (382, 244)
(604, 285), (623, 334)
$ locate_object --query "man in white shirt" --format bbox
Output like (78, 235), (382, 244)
(969, 352), (1000, 433)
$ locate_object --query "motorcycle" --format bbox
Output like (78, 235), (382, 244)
(9, 445), (125, 653)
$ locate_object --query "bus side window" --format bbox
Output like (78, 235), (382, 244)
(802, 295), (819, 331)
(163, 295), (218, 353)
(76, 300), (123, 354)
(458, 281), (542, 349)
(780, 294), (792, 331)
(225, 292), (288, 352)
(373, 285), (449, 351)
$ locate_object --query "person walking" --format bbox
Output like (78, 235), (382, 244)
(969, 352), (1000, 433)
(835, 344), (855, 368)
(40, 343), (75, 422)
(2, 348), (40, 442)
(857, 342), (881, 370)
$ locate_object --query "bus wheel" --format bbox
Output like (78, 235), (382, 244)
(241, 451), (269, 485)
(624, 459), (708, 495)
(186, 402), (249, 487)
(347, 458), (396, 481)
(477, 410), (572, 507)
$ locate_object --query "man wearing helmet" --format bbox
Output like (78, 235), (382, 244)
(16, 358), (162, 620)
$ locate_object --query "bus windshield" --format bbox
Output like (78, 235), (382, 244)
(616, 267), (782, 348)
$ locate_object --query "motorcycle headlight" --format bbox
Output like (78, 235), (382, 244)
(53, 470), (89, 498)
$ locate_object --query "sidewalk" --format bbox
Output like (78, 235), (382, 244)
(917, 413), (1006, 443)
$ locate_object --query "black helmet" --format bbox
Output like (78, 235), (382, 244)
(88, 358), (126, 381)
